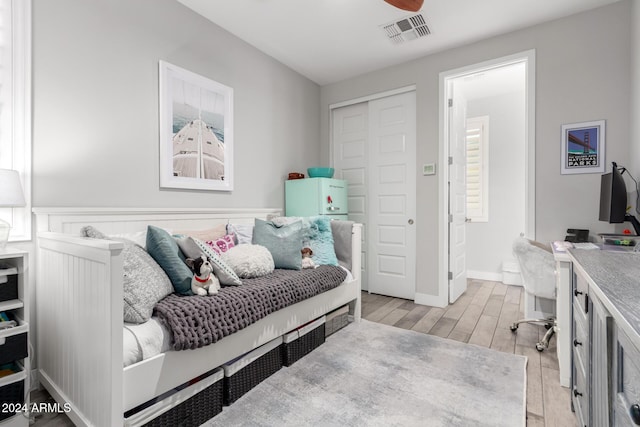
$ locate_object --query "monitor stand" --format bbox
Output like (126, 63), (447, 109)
(625, 214), (640, 235)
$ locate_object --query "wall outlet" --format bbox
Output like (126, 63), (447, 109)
(423, 163), (436, 175)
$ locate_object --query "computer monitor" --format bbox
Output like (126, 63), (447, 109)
(599, 162), (640, 235)
(599, 163), (627, 223)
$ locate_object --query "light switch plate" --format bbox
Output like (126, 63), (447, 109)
(423, 163), (436, 175)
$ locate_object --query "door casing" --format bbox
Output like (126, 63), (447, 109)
(438, 50), (536, 307)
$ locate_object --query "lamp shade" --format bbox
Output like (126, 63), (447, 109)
(0, 169), (26, 207)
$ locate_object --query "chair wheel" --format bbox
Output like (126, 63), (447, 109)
(536, 343), (545, 352)
(510, 324), (518, 332)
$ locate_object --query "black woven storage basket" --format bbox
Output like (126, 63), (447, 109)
(0, 274), (18, 302)
(282, 323), (325, 367)
(223, 345), (282, 405)
(142, 379), (223, 427)
(325, 308), (349, 337)
(0, 379), (24, 422)
(0, 332), (28, 366)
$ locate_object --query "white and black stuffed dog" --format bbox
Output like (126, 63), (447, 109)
(186, 254), (220, 295)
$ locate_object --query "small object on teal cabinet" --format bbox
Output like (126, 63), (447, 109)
(307, 167), (335, 178)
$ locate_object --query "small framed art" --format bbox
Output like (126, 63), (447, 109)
(560, 120), (605, 175)
(158, 60), (233, 191)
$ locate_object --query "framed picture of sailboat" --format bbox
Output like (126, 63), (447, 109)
(159, 60), (234, 191)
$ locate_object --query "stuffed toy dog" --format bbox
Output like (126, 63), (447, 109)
(301, 247), (316, 269)
(186, 254), (220, 295)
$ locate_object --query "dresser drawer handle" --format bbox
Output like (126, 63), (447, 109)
(573, 339), (582, 347)
(573, 388), (583, 398)
(630, 403), (640, 425)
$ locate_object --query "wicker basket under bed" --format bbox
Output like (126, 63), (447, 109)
(124, 369), (224, 427)
(282, 317), (326, 367)
(325, 305), (349, 337)
(142, 379), (223, 427)
(223, 339), (283, 406)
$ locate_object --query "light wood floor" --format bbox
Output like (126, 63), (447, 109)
(362, 279), (576, 427)
(31, 279), (575, 426)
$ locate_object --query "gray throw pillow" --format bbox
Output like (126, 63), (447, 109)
(81, 226), (173, 324)
(252, 218), (303, 270)
(175, 235), (243, 286)
(226, 223), (254, 245)
(331, 220), (354, 271)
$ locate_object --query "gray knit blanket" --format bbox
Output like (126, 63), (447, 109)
(154, 266), (348, 350)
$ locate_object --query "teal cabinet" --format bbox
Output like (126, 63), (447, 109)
(285, 178), (348, 219)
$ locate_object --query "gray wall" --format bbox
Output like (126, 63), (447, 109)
(466, 91), (526, 277)
(32, 0), (320, 209)
(320, 2), (631, 298)
(631, 1), (640, 182)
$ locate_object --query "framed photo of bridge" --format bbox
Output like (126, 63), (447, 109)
(158, 60), (234, 191)
(561, 120), (605, 175)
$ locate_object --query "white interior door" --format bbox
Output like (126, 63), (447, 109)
(332, 102), (369, 290)
(448, 83), (468, 303)
(368, 92), (416, 300)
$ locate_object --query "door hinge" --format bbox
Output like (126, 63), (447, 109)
(448, 214), (453, 223)
(448, 98), (453, 108)
(448, 156), (453, 165)
(448, 271), (453, 280)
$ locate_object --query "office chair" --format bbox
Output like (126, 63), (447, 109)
(509, 237), (557, 352)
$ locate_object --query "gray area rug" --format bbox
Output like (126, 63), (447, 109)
(206, 320), (526, 427)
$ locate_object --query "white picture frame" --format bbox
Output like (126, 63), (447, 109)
(159, 60), (234, 191)
(560, 120), (605, 175)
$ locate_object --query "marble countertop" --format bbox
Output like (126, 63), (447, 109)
(568, 248), (640, 348)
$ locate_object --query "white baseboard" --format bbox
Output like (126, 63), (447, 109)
(467, 270), (504, 282)
(31, 368), (39, 391)
(414, 292), (447, 308)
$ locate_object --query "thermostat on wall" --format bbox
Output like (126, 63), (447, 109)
(423, 163), (436, 175)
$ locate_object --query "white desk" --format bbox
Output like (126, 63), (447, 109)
(551, 242), (571, 388)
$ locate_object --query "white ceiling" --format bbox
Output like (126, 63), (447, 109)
(177, 0), (621, 86)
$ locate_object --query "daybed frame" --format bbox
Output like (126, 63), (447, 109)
(33, 208), (362, 427)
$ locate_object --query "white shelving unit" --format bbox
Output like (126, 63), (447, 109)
(0, 249), (29, 427)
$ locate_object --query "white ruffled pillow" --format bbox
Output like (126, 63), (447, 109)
(222, 244), (275, 278)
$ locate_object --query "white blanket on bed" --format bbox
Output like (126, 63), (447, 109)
(123, 318), (171, 367)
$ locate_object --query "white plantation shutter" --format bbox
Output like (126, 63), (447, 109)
(0, 0), (30, 241)
(466, 116), (489, 222)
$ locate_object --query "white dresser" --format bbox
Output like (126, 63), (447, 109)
(568, 249), (640, 426)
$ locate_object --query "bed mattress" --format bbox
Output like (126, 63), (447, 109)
(123, 267), (354, 367)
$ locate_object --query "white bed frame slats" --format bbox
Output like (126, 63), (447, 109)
(37, 233), (124, 426)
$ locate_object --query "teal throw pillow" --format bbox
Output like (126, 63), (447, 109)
(146, 225), (193, 295)
(306, 216), (339, 266)
(252, 218), (303, 270)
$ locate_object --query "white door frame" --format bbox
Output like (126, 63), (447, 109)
(438, 50), (536, 306)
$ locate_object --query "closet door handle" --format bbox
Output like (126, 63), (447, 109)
(573, 388), (583, 398)
(573, 339), (582, 347)
(574, 289), (583, 297)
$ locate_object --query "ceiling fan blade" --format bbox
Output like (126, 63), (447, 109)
(383, 0), (424, 12)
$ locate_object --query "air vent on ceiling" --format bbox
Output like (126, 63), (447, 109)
(381, 14), (431, 44)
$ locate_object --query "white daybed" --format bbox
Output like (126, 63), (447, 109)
(33, 208), (362, 427)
